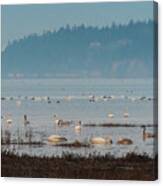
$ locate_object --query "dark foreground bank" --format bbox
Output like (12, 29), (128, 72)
(1, 151), (158, 180)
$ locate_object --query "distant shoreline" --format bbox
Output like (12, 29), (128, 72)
(1, 77), (154, 80)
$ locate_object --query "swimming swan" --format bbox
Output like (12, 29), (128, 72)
(142, 126), (156, 140)
(108, 113), (114, 118)
(75, 120), (82, 132)
(117, 137), (133, 145)
(48, 135), (67, 143)
(90, 137), (112, 145)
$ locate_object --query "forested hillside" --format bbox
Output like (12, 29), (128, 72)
(2, 20), (155, 78)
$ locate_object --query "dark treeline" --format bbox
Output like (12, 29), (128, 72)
(2, 20), (156, 78)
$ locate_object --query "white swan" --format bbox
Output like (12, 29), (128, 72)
(53, 115), (61, 125)
(48, 115), (68, 143)
(142, 126), (156, 140)
(6, 119), (12, 124)
(34, 96), (42, 102)
(16, 100), (21, 107)
(117, 137), (133, 145)
(48, 135), (67, 143)
(5, 114), (13, 125)
(89, 95), (95, 102)
(90, 137), (112, 145)
(75, 120), (82, 132)
(108, 112), (114, 118)
(64, 96), (72, 101)
(123, 112), (129, 118)
(53, 114), (71, 127)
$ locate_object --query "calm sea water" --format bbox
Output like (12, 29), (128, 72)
(1, 78), (156, 157)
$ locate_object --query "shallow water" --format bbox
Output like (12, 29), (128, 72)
(1, 78), (157, 157)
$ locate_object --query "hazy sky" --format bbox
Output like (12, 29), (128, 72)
(1, 1), (154, 50)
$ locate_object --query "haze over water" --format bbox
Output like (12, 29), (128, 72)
(1, 78), (156, 157)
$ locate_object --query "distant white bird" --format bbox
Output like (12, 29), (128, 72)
(6, 119), (12, 125)
(108, 112), (114, 118)
(142, 126), (156, 141)
(64, 96), (72, 101)
(75, 120), (82, 132)
(53, 114), (71, 127)
(53, 114), (59, 124)
(34, 96), (42, 102)
(5, 114), (13, 125)
(123, 112), (129, 118)
(123, 108), (129, 118)
(16, 100), (22, 107)
(89, 95), (95, 102)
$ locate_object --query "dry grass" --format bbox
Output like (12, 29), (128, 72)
(83, 123), (157, 128)
(1, 151), (158, 180)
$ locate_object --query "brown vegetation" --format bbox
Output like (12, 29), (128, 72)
(53, 140), (90, 148)
(1, 151), (157, 180)
(83, 123), (157, 128)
